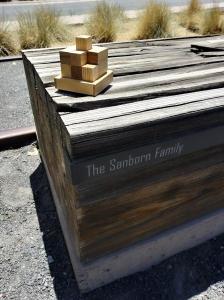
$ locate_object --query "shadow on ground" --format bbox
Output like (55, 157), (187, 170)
(30, 162), (224, 300)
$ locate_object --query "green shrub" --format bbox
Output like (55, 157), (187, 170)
(86, 1), (125, 43)
(136, 0), (171, 39)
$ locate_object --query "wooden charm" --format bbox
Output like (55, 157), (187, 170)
(56, 36), (113, 96)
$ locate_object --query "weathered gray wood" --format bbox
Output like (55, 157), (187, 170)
(65, 97), (224, 142)
(23, 35), (224, 272)
(61, 88), (224, 125)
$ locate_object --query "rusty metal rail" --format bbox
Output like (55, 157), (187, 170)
(0, 126), (36, 150)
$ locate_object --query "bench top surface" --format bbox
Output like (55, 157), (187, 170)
(24, 36), (224, 154)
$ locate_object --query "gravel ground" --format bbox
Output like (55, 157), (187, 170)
(0, 144), (224, 300)
(0, 60), (34, 130)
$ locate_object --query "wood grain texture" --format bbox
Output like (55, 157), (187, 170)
(60, 48), (87, 66)
(61, 64), (72, 78)
(55, 70), (113, 96)
(76, 35), (92, 51)
(23, 35), (224, 262)
(87, 46), (108, 65)
(82, 62), (107, 82)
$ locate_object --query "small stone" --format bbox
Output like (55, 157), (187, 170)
(47, 255), (54, 264)
(27, 148), (39, 156)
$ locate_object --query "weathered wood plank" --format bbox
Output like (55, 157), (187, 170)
(66, 97), (224, 140)
(61, 88), (224, 128)
(78, 159), (224, 260)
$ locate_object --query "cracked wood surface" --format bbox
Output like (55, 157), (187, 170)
(23, 35), (224, 261)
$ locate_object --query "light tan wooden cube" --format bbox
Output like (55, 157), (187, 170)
(61, 64), (72, 78)
(60, 48), (87, 67)
(82, 62), (107, 82)
(76, 35), (92, 51)
(87, 46), (108, 65)
(61, 64), (84, 80)
(60, 50), (71, 65)
(70, 50), (87, 66)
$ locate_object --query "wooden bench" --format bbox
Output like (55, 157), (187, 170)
(23, 36), (224, 293)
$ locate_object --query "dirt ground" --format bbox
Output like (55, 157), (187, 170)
(1, 142), (224, 300)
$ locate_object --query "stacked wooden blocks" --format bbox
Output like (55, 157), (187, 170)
(54, 35), (113, 96)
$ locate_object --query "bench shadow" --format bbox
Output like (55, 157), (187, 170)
(30, 162), (224, 300)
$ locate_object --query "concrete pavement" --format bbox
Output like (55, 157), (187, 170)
(0, 0), (213, 21)
(0, 60), (34, 130)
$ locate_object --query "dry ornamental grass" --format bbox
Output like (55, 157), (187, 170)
(136, 1), (171, 39)
(86, 1), (125, 43)
(179, 0), (202, 33)
(0, 21), (16, 56)
(18, 13), (37, 49)
(187, 0), (201, 15)
(201, 6), (224, 35)
(18, 8), (70, 49)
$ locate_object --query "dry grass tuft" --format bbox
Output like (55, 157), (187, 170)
(17, 13), (37, 49)
(18, 8), (70, 49)
(136, 0), (171, 39)
(179, 11), (201, 32)
(187, 0), (201, 15)
(179, 0), (202, 32)
(86, 1), (125, 43)
(0, 21), (16, 56)
(201, 6), (224, 35)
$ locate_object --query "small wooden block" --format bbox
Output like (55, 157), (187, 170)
(70, 50), (87, 67)
(60, 48), (87, 66)
(60, 49), (71, 65)
(61, 64), (83, 80)
(76, 35), (92, 51)
(71, 66), (82, 80)
(82, 62), (107, 82)
(61, 64), (72, 78)
(87, 46), (108, 65)
(54, 70), (113, 96)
